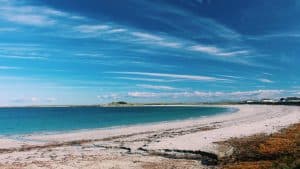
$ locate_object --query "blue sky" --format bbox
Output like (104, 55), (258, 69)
(0, 0), (300, 106)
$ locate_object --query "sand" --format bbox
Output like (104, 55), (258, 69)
(0, 105), (299, 169)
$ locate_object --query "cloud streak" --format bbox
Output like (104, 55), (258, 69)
(189, 45), (249, 57)
(132, 32), (163, 41)
(74, 24), (110, 33)
(0, 66), (20, 70)
(131, 32), (182, 48)
(115, 77), (179, 82)
(136, 84), (177, 90)
(258, 78), (273, 83)
(126, 89), (285, 100)
(0, 54), (46, 60)
(110, 71), (225, 81)
(0, 0), (84, 26)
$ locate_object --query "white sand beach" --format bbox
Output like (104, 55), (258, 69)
(0, 105), (299, 169)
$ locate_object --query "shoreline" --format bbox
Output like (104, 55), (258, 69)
(0, 105), (299, 168)
(0, 105), (234, 138)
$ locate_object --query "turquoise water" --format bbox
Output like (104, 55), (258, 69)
(0, 106), (231, 135)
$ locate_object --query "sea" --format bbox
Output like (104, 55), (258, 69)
(0, 106), (232, 135)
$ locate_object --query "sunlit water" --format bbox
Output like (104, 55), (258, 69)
(0, 106), (232, 135)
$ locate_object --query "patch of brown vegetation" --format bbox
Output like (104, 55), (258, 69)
(141, 158), (200, 169)
(220, 123), (300, 169)
(222, 161), (272, 169)
(259, 138), (296, 155)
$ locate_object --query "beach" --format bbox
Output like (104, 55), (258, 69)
(0, 105), (299, 169)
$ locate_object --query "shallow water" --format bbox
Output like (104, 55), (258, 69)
(0, 106), (230, 135)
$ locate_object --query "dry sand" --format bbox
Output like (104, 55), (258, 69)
(0, 105), (299, 169)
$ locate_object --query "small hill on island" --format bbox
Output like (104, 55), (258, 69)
(104, 101), (134, 107)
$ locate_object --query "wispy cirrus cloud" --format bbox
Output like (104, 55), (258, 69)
(4, 14), (56, 26)
(136, 84), (177, 90)
(0, 0), (257, 68)
(74, 24), (110, 33)
(131, 32), (182, 48)
(258, 78), (274, 83)
(11, 97), (57, 103)
(263, 72), (273, 76)
(127, 92), (159, 98)
(0, 27), (18, 32)
(132, 32), (163, 41)
(217, 74), (243, 79)
(11, 97), (39, 103)
(110, 71), (226, 81)
(126, 89), (285, 100)
(116, 77), (179, 82)
(107, 28), (127, 33)
(75, 53), (107, 58)
(0, 54), (46, 60)
(97, 93), (120, 100)
(45, 98), (57, 102)
(0, 0), (84, 26)
(0, 66), (21, 70)
(247, 32), (300, 40)
(189, 45), (249, 57)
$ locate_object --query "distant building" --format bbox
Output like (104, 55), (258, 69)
(246, 100), (256, 103)
(261, 99), (277, 103)
(285, 97), (300, 103)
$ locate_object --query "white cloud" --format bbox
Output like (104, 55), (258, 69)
(75, 53), (106, 58)
(258, 78), (273, 83)
(12, 97), (40, 103)
(0, 1), (85, 27)
(189, 45), (249, 57)
(11, 97), (58, 104)
(127, 92), (159, 98)
(217, 74), (242, 79)
(127, 91), (221, 99)
(31, 97), (39, 102)
(131, 32), (182, 48)
(190, 45), (219, 54)
(131, 32), (163, 41)
(0, 4), (56, 26)
(157, 41), (182, 48)
(116, 77), (179, 82)
(126, 89), (285, 100)
(0, 27), (18, 32)
(248, 32), (300, 40)
(263, 72), (273, 76)
(4, 14), (55, 26)
(137, 84), (176, 90)
(217, 50), (249, 57)
(70, 15), (86, 20)
(0, 54), (46, 60)
(43, 8), (68, 17)
(0, 66), (20, 70)
(74, 24), (110, 33)
(229, 90), (282, 99)
(110, 71), (225, 81)
(107, 28), (127, 33)
(45, 98), (56, 102)
(97, 93), (121, 100)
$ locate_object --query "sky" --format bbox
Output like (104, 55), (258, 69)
(0, 0), (300, 106)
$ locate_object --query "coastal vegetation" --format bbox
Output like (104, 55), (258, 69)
(220, 123), (300, 169)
